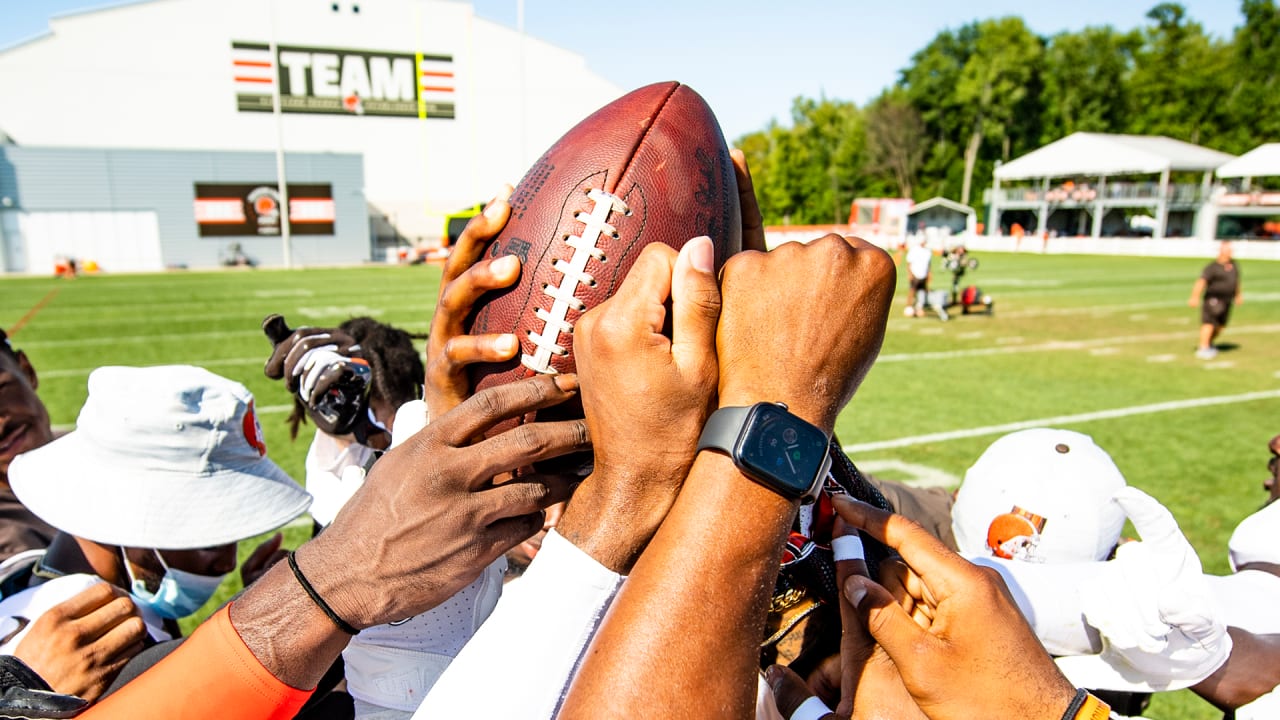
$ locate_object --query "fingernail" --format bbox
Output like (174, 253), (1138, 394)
(687, 236), (714, 274)
(484, 197), (506, 221)
(496, 334), (518, 355)
(764, 664), (784, 691)
(554, 373), (579, 392)
(494, 255), (520, 274)
(845, 577), (867, 607)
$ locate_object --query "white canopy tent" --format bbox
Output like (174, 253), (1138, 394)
(989, 133), (1236, 240)
(1216, 144), (1280, 179)
(995, 133), (1234, 180)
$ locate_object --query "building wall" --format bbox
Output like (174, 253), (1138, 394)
(0, 145), (366, 272)
(0, 0), (622, 244)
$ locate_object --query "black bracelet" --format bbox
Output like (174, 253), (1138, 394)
(1061, 688), (1089, 720)
(287, 551), (359, 635)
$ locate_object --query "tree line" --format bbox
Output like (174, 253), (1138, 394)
(736, 1), (1280, 226)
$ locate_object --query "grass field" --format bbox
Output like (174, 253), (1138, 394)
(2, 250), (1277, 719)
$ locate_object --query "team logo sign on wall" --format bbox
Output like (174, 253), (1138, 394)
(231, 41), (455, 118)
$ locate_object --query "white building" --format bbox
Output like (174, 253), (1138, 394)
(0, 0), (621, 270)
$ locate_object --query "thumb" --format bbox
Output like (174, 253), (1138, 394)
(845, 575), (931, 670)
(1114, 487), (1191, 554)
(764, 665), (837, 720)
(670, 236), (721, 369)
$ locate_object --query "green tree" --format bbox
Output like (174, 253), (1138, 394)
(900, 24), (979, 201)
(756, 97), (865, 225)
(1225, 0), (1280, 152)
(1041, 26), (1140, 142)
(954, 17), (1044, 207)
(864, 89), (926, 199)
(1128, 3), (1233, 145)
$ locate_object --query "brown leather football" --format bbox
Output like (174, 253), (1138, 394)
(466, 81), (741, 405)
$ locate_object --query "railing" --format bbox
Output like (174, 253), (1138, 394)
(1216, 191), (1280, 208)
(986, 183), (1207, 205)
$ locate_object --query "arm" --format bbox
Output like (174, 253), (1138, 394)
(559, 234), (897, 718)
(1189, 277), (1206, 307)
(85, 376), (588, 719)
(1193, 628), (1280, 711)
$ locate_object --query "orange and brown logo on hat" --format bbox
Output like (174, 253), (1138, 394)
(987, 506), (1047, 561)
(243, 401), (267, 457)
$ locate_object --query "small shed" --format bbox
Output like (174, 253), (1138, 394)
(907, 197), (976, 236)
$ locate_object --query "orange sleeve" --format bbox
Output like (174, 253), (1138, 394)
(84, 605), (314, 720)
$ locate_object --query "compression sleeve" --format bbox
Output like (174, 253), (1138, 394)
(83, 605), (314, 720)
(412, 529), (624, 719)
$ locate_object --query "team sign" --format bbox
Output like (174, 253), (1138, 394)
(194, 183), (335, 237)
(231, 42), (455, 118)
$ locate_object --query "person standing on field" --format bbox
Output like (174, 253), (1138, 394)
(1189, 242), (1243, 359)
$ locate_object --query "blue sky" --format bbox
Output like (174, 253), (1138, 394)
(0, 0), (1245, 140)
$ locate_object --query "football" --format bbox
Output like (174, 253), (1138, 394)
(467, 81), (741, 403)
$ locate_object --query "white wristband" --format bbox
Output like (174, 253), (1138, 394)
(790, 695), (833, 720)
(832, 534), (865, 562)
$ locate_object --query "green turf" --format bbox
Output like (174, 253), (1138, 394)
(2, 252), (1277, 719)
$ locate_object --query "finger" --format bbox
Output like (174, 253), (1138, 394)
(731, 148), (766, 253)
(441, 374), (580, 446)
(879, 561), (916, 616)
(284, 337), (340, 391)
(478, 473), (577, 524)
(88, 614), (147, 658)
(1113, 486), (1184, 547)
(76, 596), (142, 642)
(468, 419), (591, 485)
(845, 575), (935, 672)
(669, 236), (722, 371)
(832, 495), (964, 595)
(49, 582), (120, 620)
(765, 665), (838, 720)
(609, 242), (678, 331)
(832, 521), (875, 712)
(438, 255), (522, 331)
(442, 334), (520, 369)
(444, 186), (513, 286)
(474, 511), (547, 564)
(243, 533), (284, 573)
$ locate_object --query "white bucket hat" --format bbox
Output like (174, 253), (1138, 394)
(952, 428), (1126, 564)
(10, 365), (311, 550)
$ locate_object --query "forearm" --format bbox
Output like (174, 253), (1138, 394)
(1193, 628), (1280, 710)
(559, 452), (796, 718)
(1190, 279), (1206, 301)
(84, 603), (316, 720)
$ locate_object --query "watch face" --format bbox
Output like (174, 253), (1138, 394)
(737, 404), (829, 498)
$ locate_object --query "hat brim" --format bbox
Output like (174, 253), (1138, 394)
(10, 431), (311, 550)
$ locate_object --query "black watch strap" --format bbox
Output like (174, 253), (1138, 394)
(695, 405), (752, 455)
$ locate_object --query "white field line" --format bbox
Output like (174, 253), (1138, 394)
(843, 389), (1280, 454)
(996, 292), (1280, 320)
(875, 322), (1280, 363)
(39, 356), (266, 379)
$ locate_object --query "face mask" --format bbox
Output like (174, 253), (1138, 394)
(123, 549), (227, 619)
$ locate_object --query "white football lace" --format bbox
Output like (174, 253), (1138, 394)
(522, 188), (630, 374)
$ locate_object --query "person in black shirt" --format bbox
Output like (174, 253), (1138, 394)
(1188, 243), (1243, 359)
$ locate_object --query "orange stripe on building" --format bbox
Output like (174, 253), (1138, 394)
(420, 85), (454, 93)
(235, 76), (274, 84)
(419, 70), (454, 78)
(234, 60), (273, 68)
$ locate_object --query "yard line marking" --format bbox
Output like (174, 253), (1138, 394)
(918, 327), (944, 335)
(1146, 354), (1177, 363)
(18, 329), (264, 348)
(1204, 361), (1236, 370)
(876, 323), (1280, 363)
(996, 336), (1024, 344)
(998, 292), (1280, 320)
(857, 459), (960, 488)
(957, 331), (985, 339)
(7, 288), (61, 337)
(843, 389), (1280, 454)
(253, 289), (315, 298)
(1089, 347), (1119, 356)
(39, 357), (266, 379)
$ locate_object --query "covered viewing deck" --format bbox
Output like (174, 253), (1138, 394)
(986, 133), (1235, 240)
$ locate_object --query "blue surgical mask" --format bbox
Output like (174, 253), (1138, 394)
(123, 549), (227, 620)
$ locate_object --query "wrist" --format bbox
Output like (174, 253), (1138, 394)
(716, 389), (835, 435)
(558, 463), (685, 574)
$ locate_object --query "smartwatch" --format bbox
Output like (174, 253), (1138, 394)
(696, 403), (831, 504)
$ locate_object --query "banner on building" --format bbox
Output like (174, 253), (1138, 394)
(231, 41), (455, 118)
(194, 183), (335, 236)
